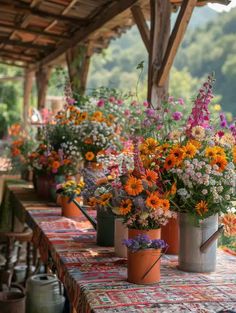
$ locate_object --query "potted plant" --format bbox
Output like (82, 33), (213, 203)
(56, 180), (85, 218)
(123, 234), (168, 284)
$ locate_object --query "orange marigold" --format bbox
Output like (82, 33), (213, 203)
(52, 161), (60, 169)
(85, 151), (95, 161)
(125, 176), (143, 196)
(220, 213), (236, 237)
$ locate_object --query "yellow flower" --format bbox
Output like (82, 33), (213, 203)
(183, 143), (197, 159)
(85, 151), (95, 161)
(141, 138), (159, 155)
(169, 146), (184, 165)
(195, 200), (208, 216)
(92, 111), (103, 122)
(98, 193), (112, 206)
(189, 139), (201, 149)
(191, 126), (205, 141)
(75, 188), (81, 194)
(205, 147), (216, 158)
(146, 193), (161, 210)
(125, 176), (143, 196)
(118, 199), (132, 215)
(80, 112), (88, 121)
(214, 104), (222, 111)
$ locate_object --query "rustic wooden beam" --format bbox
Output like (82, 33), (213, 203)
(148, 0), (171, 104)
(0, 2), (87, 25)
(0, 23), (69, 41)
(36, 66), (52, 110)
(0, 76), (23, 82)
(0, 52), (33, 63)
(66, 43), (92, 95)
(131, 5), (150, 53)
(34, 0), (140, 68)
(0, 38), (54, 50)
(156, 0), (197, 87)
(23, 70), (34, 125)
(0, 60), (27, 68)
(0, 49), (37, 59)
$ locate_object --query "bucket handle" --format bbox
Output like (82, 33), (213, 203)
(10, 283), (25, 295)
(36, 279), (63, 295)
(200, 225), (224, 253)
(141, 246), (168, 280)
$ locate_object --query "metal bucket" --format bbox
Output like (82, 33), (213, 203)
(179, 213), (218, 272)
(114, 218), (128, 258)
(0, 284), (25, 313)
(96, 209), (115, 246)
(26, 274), (65, 313)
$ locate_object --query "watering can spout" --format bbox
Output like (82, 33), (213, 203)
(73, 198), (97, 230)
(200, 225), (224, 253)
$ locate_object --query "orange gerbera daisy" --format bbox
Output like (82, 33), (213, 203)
(159, 199), (170, 211)
(220, 213), (236, 237)
(195, 200), (208, 216)
(80, 112), (88, 121)
(52, 161), (60, 169)
(141, 138), (159, 155)
(146, 193), (161, 210)
(169, 146), (184, 165)
(85, 151), (95, 161)
(183, 143), (197, 159)
(233, 146), (236, 163)
(164, 155), (177, 170)
(118, 199), (132, 215)
(125, 176), (143, 196)
(142, 169), (158, 186)
(210, 156), (228, 172)
(205, 147), (216, 158)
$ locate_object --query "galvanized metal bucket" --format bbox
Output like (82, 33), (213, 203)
(179, 213), (219, 273)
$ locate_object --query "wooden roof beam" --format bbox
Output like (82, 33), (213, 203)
(0, 52), (34, 63)
(0, 49), (37, 60)
(0, 38), (55, 50)
(0, 23), (69, 41)
(156, 0), (197, 87)
(0, 60), (27, 68)
(131, 5), (150, 53)
(35, 0), (140, 68)
(0, 1), (87, 25)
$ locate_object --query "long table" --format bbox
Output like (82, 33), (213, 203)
(5, 182), (236, 312)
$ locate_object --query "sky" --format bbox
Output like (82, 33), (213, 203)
(208, 0), (236, 12)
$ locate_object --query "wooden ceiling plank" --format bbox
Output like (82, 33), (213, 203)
(0, 38), (54, 50)
(0, 23), (69, 40)
(157, 0), (197, 87)
(131, 5), (150, 53)
(35, 0), (140, 68)
(0, 60), (27, 68)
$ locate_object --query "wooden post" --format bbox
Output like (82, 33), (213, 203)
(148, 0), (171, 105)
(66, 43), (92, 95)
(36, 66), (51, 110)
(23, 69), (34, 125)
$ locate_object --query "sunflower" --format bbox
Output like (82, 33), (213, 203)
(169, 146), (184, 165)
(85, 151), (95, 161)
(210, 156), (228, 172)
(183, 143), (197, 159)
(191, 126), (205, 141)
(159, 143), (170, 153)
(141, 138), (159, 155)
(205, 147), (216, 158)
(125, 176), (143, 196)
(164, 155), (177, 170)
(142, 169), (158, 186)
(118, 199), (132, 215)
(214, 146), (226, 158)
(195, 200), (208, 216)
(146, 193), (161, 210)
(189, 139), (201, 149)
(159, 199), (170, 211)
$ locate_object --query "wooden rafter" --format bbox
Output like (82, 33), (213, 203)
(0, 48), (37, 59)
(0, 38), (54, 50)
(34, 0), (140, 68)
(131, 5), (150, 52)
(156, 0), (197, 87)
(0, 1), (87, 25)
(0, 53), (33, 63)
(36, 66), (52, 109)
(0, 23), (69, 41)
(0, 60), (27, 68)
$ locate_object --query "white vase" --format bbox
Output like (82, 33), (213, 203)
(114, 218), (128, 258)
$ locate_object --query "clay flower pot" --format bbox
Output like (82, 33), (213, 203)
(128, 228), (161, 240)
(60, 196), (82, 218)
(127, 249), (162, 284)
(161, 216), (179, 255)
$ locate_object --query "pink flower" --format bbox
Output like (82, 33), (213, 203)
(145, 109), (155, 117)
(178, 98), (185, 105)
(97, 99), (105, 107)
(156, 125), (163, 130)
(124, 109), (131, 117)
(168, 96), (174, 103)
(117, 99), (123, 106)
(143, 101), (149, 107)
(131, 100), (138, 106)
(109, 96), (116, 103)
(217, 131), (224, 138)
(172, 111), (183, 121)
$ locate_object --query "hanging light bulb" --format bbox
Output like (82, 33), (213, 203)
(30, 108), (43, 125)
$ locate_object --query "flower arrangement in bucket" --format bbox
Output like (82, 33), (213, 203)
(56, 180), (85, 218)
(123, 234), (168, 284)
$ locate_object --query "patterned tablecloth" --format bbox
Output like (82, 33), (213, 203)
(7, 182), (236, 313)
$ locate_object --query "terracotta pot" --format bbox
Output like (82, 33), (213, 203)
(60, 196), (82, 218)
(128, 228), (161, 240)
(161, 217), (179, 255)
(127, 248), (161, 284)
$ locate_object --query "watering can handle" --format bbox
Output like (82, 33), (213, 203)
(72, 198), (97, 230)
(10, 283), (25, 295)
(200, 225), (224, 253)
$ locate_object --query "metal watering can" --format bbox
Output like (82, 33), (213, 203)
(178, 214), (224, 273)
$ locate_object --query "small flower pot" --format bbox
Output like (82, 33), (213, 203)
(60, 196), (82, 218)
(127, 248), (161, 284)
(128, 228), (161, 240)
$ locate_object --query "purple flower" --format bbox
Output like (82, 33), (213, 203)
(145, 109), (155, 117)
(172, 111), (183, 121)
(123, 234), (168, 252)
(67, 98), (76, 105)
(220, 120), (227, 128)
